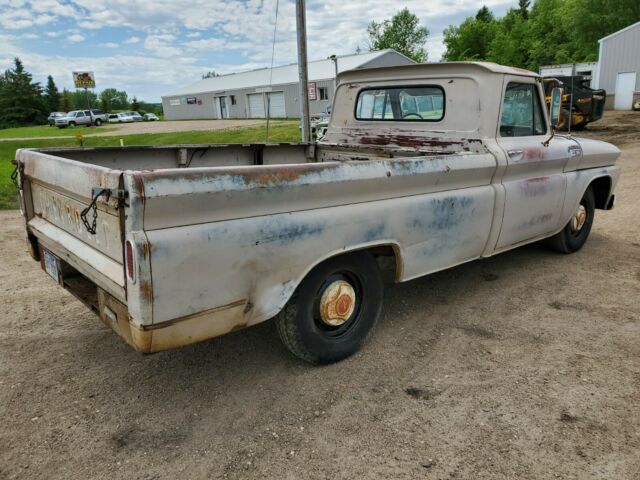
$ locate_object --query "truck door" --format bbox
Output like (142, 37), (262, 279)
(495, 78), (575, 250)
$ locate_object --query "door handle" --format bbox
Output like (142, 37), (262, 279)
(507, 149), (524, 161)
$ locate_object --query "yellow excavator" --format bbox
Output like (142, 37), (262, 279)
(544, 76), (606, 130)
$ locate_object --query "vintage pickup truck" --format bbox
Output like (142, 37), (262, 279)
(14, 62), (620, 364)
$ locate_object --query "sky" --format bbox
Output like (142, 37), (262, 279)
(0, 0), (519, 103)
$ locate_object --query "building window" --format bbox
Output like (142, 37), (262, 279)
(318, 87), (328, 100)
(230, 95), (236, 105)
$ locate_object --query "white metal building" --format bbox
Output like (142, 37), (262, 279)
(162, 50), (415, 120)
(539, 62), (597, 85)
(594, 21), (640, 109)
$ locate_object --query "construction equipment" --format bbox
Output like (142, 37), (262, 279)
(544, 76), (606, 130)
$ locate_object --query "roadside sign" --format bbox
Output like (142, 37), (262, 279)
(72, 71), (96, 89)
(308, 81), (317, 101)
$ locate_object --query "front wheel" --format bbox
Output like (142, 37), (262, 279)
(548, 187), (595, 253)
(276, 251), (383, 364)
(94, 119), (102, 126)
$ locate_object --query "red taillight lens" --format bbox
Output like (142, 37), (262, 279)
(125, 240), (135, 282)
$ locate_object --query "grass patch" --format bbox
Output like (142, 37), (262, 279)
(0, 124), (117, 139)
(0, 121), (299, 209)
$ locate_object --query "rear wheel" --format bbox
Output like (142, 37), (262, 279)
(94, 119), (102, 126)
(548, 187), (595, 253)
(276, 251), (383, 364)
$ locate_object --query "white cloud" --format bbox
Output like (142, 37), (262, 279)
(100, 42), (120, 48)
(68, 33), (85, 42)
(144, 33), (182, 57)
(124, 36), (140, 44)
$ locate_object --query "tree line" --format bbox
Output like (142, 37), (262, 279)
(0, 57), (161, 129)
(442, 0), (640, 71)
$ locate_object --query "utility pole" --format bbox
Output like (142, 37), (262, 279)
(329, 54), (338, 97)
(296, 0), (311, 143)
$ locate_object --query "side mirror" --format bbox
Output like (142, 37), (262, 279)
(549, 87), (563, 130)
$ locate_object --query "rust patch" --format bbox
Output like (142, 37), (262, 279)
(132, 174), (145, 203)
(141, 240), (151, 259)
(139, 280), (153, 303)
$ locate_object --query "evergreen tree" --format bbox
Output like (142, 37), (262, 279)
(130, 96), (140, 111)
(60, 88), (73, 112)
(0, 57), (46, 128)
(44, 75), (60, 112)
(518, 0), (531, 19)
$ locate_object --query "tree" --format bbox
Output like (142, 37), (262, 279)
(60, 88), (73, 112)
(99, 88), (129, 111)
(130, 96), (140, 111)
(518, 0), (531, 19)
(44, 75), (60, 112)
(367, 8), (429, 62)
(443, 7), (498, 61)
(69, 89), (97, 110)
(0, 57), (46, 128)
(202, 71), (220, 79)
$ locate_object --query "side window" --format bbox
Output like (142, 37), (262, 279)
(355, 86), (444, 121)
(76, 112), (84, 118)
(500, 83), (546, 137)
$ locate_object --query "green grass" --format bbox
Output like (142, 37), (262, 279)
(0, 124), (118, 139)
(0, 121), (299, 209)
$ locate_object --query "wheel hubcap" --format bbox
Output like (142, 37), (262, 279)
(319, 280), (356, 327)
(570, 204), (587, 233)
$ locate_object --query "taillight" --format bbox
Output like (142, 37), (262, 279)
(125, 240), (135, 282)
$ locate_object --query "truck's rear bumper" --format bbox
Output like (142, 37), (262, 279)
(98, 288), (248, 353)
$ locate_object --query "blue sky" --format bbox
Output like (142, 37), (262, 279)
(0, 0), (518, 103)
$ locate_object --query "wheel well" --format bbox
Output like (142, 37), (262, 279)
(590, 176), (612, 209)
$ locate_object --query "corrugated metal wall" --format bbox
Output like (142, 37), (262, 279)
(596, 23), (640, 108)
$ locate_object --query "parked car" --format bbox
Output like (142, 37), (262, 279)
(47, 112), (66, 126)
(143, 113), (159, 121)
(126, 111), (143, 122)
(108, 113), (134, 123)
(15, 62), (621, 364)
(55, 109), (108, 128)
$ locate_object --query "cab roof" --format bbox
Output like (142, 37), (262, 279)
(338, 61), (538, 83)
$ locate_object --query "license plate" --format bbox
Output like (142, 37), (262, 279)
(43, 250), (60, 282)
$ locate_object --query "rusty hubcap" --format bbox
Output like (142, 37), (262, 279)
(570, 204), (587, 233)
(319, 280), (356, 327)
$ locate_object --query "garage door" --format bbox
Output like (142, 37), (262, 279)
(267, 92), (286, 118)
(248, 93), (265, 118)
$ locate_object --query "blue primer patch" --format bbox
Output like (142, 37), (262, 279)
(362, 223), (386, 243)
(256, 221), (325, 246)
(427, 196), (474, 230)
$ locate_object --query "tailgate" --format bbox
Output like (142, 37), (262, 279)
(17, 148), (126, 301)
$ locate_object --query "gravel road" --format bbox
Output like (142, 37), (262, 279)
(1, 112), (639, 480)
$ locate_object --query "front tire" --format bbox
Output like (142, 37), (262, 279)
(548, 187), (595, 253)
(276, 251), (383, 364)
(94, 119), (102, 126)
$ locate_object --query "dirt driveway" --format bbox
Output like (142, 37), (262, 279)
(1, 112), (639, 479)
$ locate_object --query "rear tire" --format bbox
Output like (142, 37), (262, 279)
(276, 251), (383, 364)
(548, 187), (595, 253)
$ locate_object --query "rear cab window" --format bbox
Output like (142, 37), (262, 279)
(500, 83), (546, 137)
(355, 86), (444, 121)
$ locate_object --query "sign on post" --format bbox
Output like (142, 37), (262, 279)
(72, 71), (96, 89)
(308, 81), (317, 101)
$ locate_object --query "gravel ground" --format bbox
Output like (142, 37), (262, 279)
(1, 112), (639, 480)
